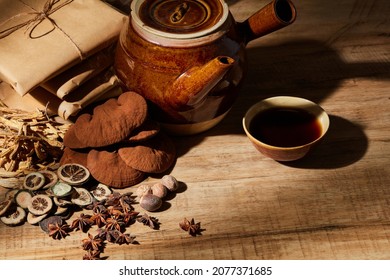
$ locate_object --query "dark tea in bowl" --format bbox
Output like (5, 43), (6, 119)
(242, 96), (330, 161)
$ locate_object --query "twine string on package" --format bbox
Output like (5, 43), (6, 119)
(0, 0), (84, 59)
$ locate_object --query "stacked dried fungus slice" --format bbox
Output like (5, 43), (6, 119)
(60, 91), (176, 189)
(118, 132), (176, 174)
(63, 91), (148, 149)
(86, 150), (145, 189)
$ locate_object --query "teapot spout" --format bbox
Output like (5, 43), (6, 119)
(166, 56), (235, 111)
(239, 0), (297, 44)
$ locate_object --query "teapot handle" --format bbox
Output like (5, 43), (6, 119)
(238, 0), (297, 45)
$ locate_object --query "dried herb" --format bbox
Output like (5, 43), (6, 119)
(179, 218), (203, 237)
(105, 229), (121, 243)
(122, 210), (139, 226)
(105, 217), (125, 231)
(0, 104), (69, 174)
(115, 232), (135, 245)
(70, 213), (93, 232)
(104, 192), (122, 206)
(48, 222), (71, 240)
(90, 210), (109, 228)
(81, 233), (105, 252)
(82, 250), (104, 260)
(78, 190), (140, 259)
(107, 205), (124, 218)
(85, 199), (106, 212)
(137, 213), (160, 230)
(119, 196), (134, 213)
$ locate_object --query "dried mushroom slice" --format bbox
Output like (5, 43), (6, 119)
(118, 132), (176, 174)
(57, 163), (90, 185)
(27, 212), (48, 225)
(87, 149), (145, 189)
(1, 206), (26, 226)
(61, 124), (87, 150)
(0, 199), (13, 216)
(59, 147), (89, 167)
(28, 194), (53, 216)
(51, 182), (73, 198)
(125, 119), (161, 143)
(15, 190), (33, 209)
(64, 91), (148, 148)
(23, 172), (46, 190)
(71, 187), (93, 207)
(91, 183), (112, 201)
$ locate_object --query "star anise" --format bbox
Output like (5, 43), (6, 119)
(91, 211), (108, 228)
(48, 222), (71, 240)
(70, 213), (93, 232)
(115, 232), (136, 245)
(104, 192), (122, 206)
(82, 250), (104, 260)
(81, 233), (105, 252)
(137, 213), (160, 230)
(123, 210), (139, 226)
(119, 193), (136, 210)
(108, 229), (121, 243)
(105, 217), (125, 231)
(107, 205), (123, 218)
(179, 218), (203, 236)
(95, 228), (109, 240)
(85, 199), (106, 212)
(94, 228), (123, 243)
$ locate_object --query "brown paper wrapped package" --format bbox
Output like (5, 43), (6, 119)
(0, 81), (61, 115)
(0, 79), (122, 119)
(0, 0), (126, 95)
(57, 68), (121, 119)
(41, 44), (116, 99)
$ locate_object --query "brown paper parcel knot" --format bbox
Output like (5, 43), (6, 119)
(0, 0), (84, 58)
(0, 0), (126, 95)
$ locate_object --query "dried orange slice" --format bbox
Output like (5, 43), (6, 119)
(40, 170), (59, 190)
(15, 190), (33, 209)
(27, 212), (48, 225)
(51, 182), (73, 198)
(4, 189), (19, 200)
(39, 215), (63, 233)
(91, 183), (112, 201)
(57, 163), (90, 185)
(53, 196), (72, 207)
(28, 194), (53, 216)
(71, 187), (93, 207)
(23, 172), (46, 190)
(1, 206), (26, 226)
(0, 199), (13, 216)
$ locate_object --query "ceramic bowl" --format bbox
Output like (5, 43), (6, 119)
(242, 96), (330, 161)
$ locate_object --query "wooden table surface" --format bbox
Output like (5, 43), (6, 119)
(1, 0), (390, 260)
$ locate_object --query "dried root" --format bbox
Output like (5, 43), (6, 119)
(0, 104), (70, 176)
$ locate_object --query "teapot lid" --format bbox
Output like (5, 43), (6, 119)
(131, 0), (229, 39)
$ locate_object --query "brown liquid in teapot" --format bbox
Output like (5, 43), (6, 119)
(139, 0), (224, 34)
(249, 107), (322, 147)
